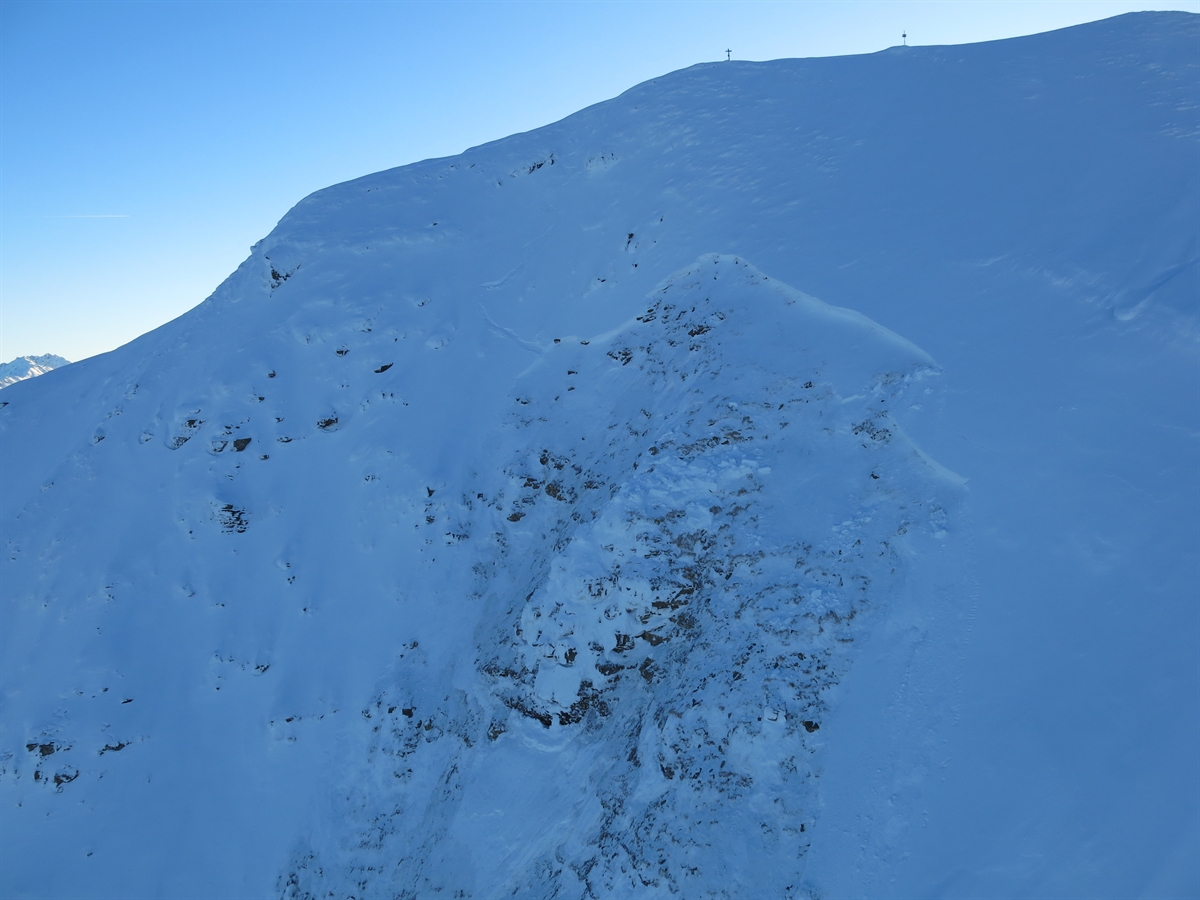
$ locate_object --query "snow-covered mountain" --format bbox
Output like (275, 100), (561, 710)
(0, 355), (70, 389)
(1, 12), (1196, 899)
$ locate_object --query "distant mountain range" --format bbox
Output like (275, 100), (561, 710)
(0, 354), (70, 389)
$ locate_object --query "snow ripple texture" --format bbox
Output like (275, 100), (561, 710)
(282, 256), (957, 898)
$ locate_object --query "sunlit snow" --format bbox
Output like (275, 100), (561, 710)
(0, 355), (70, 390)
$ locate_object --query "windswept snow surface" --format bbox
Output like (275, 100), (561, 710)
(2, 12), (1197, 899)
(0, 356), (70, 390)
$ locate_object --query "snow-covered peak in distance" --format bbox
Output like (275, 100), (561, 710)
(0, 354), (70, 389)
(1, 12), (1196, 899)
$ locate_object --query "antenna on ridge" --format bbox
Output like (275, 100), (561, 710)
(726, 49), (731, 62)
(902, 31), (907, 46)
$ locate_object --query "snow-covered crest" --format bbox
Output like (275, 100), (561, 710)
(1, 12), (1196, 899)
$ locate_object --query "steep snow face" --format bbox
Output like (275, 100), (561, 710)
(0, 354), (70, 389)
(280, 257), (957, 898)
(1, 12), (1197, 900)
(0, 253), (956, 900)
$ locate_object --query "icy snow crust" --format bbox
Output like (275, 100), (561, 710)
(2, 12), (1197, 899)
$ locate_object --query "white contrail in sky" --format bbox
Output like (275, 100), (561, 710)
(40, 214), (131, 218)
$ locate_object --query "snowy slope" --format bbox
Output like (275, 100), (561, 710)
(0, 355), (70, 389)
(2, 12), (1197, 899)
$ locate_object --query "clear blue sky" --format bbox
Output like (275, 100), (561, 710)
(3, 0), (1197, 362)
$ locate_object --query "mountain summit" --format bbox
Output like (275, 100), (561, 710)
(1, 13), (1196, 899)
(0, 354), (70, 389)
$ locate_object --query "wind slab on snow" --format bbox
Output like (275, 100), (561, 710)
(1, 13), (1196, 900)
